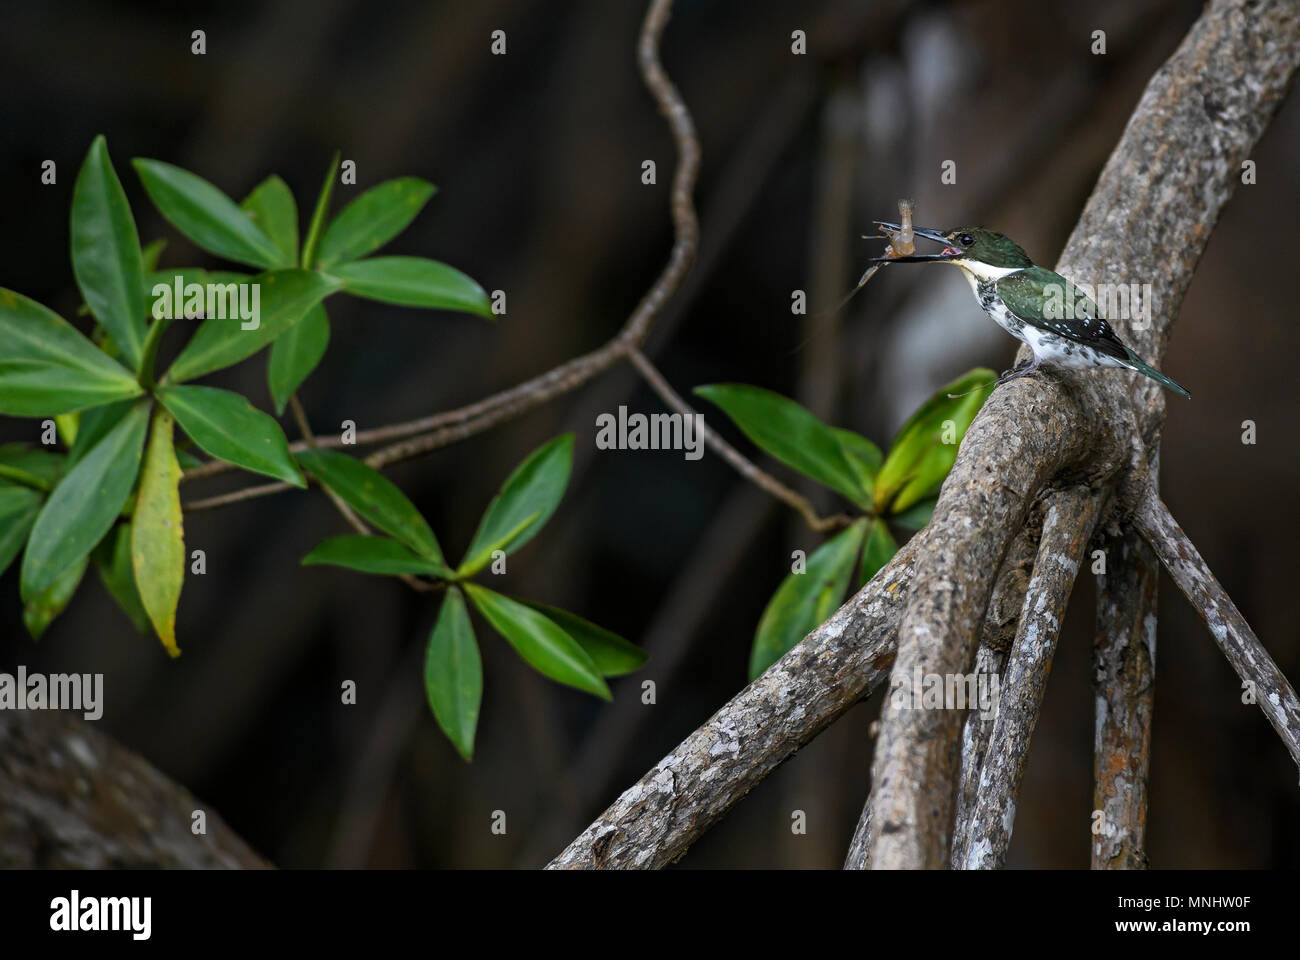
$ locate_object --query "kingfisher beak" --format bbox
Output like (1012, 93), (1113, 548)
(866, 223), (960, 264)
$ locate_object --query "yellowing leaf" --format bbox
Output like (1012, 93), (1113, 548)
(132, 408), (185, 657)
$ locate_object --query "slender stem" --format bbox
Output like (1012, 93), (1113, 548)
(0, 465), (51, 492)
(300, 151), (340, 270)
(628, 347), (854, 533)
(289, 392), (438, 594)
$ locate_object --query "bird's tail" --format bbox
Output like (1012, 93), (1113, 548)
(1124, 349), (1190, 398)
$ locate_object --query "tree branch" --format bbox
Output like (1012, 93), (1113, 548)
(628, 347), (854, 533)
(1134, 494), (1300, 770)
(546, 530), (927, 869)
(1091, 525), (1159, 868)
(845, 517), (1040, 870)
(953, 486), (1102, 869)
(0, 711), (266, 868)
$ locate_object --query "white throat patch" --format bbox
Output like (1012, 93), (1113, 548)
(952, 260), (1024, 282)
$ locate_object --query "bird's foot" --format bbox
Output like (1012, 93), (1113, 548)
(996, 359), (1042, 387)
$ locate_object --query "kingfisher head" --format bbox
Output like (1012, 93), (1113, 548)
(870, 225), (1034, 271)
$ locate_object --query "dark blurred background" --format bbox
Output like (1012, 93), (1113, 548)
(1, 0), (1297, 868)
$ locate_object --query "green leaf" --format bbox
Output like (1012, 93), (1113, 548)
(875, 368), (995, 513)
(140, 238), (167, 272)
(0, 485), (43, 578)
(425, 587), (482, 761)
(163, 269), (339, 383)
(294, 449), (446, 565)
(24, 554), (87, 641)
(459, 434), (573, 576)
(302, 536), (451, 577)
(456, 511), (540, 579)
(521, 602), (646, 677)
(131, 407), (185, 657)
(156, 384), (304, 487)
(55, 413), (79, 447)
(0, 446), (65, 487)
(267, 303), (329, 415)
(463, 583), (610, 699)
(71, 136), (147, 370)
(857, 518), (898, 588)
(0, 444), (63, 491)
(68, 398), (134, 467)
(316, 178), (436, 269)
(19, 401), (150, 597)
(892, 497), (937, 531)
(695, 384), (870, 508)
(832, 427), (882, 499)
(92, 523), (150, 633)
(240, 175), (298, 268)
(300, 152), (340, 270)
(331, 257), (492, 317)
(0, 288), (144, 416)
(749, 519), (867, 680)
(132, 158), (281, 269)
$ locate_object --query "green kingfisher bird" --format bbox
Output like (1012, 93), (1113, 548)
(867, 224), (1190, 398)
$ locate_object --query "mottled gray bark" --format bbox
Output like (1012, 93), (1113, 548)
(845, 518), (1039, 870)
(1135, 495), (1300, 769)
(948, 519), (1041, 867)
(866, 0), (1300, 869)
(954, 487), (1102, 869)
(1092, 528), (1159, 869)
(0, 711), (267, 868)
(548, 531), (925, 868)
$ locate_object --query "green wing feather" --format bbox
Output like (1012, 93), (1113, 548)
(996, 268), (1189, 398)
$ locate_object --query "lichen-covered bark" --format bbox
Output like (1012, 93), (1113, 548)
(948, 518), (1041, 866)
(866, 0), (1300, 869)
(1136, 496), (1300, 768)
(0, 711), (266, 868)
(548, 531), (926, 869)
(846, 519), (1039, 871)
(955, 487), (1102, 869)
(1092, 530), (1159, 869)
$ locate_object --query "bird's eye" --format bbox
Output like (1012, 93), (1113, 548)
(958, 233), (975, 246)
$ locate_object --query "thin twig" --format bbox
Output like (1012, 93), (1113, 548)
(290, 393), (437, 594)
(183, 0), (701, 487)
(1135, 494), (1300, 770)
(628, 347), (853, 533)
